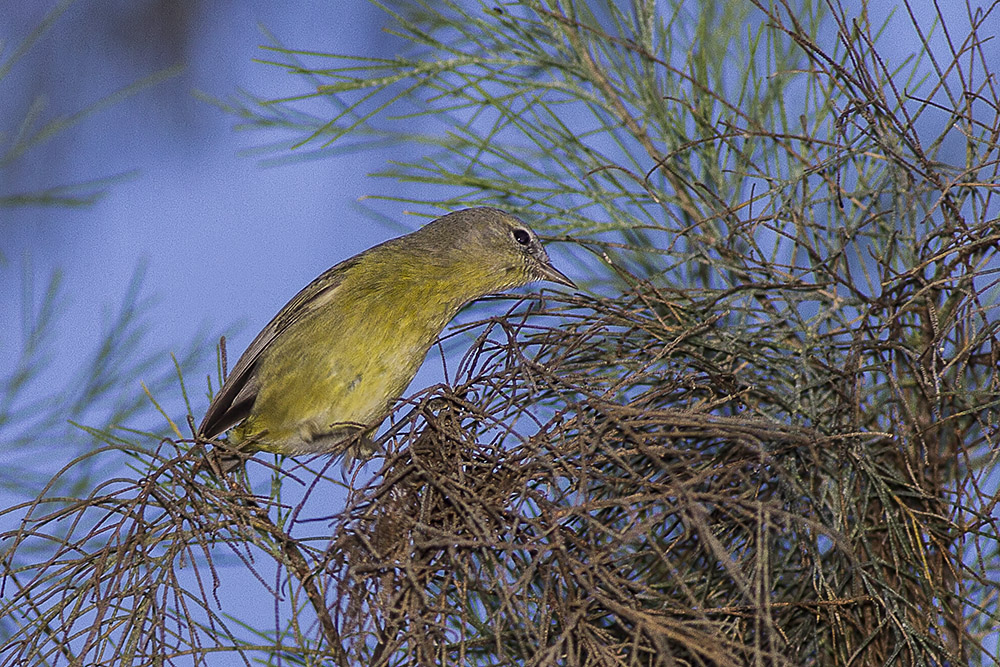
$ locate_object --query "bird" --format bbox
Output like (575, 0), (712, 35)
(195, 207), (574, 472)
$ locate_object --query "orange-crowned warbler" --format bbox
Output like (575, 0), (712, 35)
(196, 207), (574, 471)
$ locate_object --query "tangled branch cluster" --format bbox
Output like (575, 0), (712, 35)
(2, 260), (998, 665)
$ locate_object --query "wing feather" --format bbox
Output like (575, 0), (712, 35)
(197, 256), (360, 440)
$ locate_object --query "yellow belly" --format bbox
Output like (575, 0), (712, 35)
(232, 269), (459, 456)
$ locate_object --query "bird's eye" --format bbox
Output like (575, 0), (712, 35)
(512, 229), (531, 246)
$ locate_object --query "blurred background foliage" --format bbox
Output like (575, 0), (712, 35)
(0, 0), (211, 502)
(3, 0), (1000, 665)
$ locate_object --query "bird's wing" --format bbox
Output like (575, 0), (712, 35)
(197, 256), (361, 440)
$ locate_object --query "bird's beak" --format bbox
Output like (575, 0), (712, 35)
(537, 261), (576, 289)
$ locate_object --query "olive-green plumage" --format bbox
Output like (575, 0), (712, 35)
(197, 207), (573, 465)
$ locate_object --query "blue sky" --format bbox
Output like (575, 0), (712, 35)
(3, 0), (997, 662)
(4, 0), (992, 448)
(1, 5), (558, 659)
(4, 2), (401, 369)
(1, 3), (420, 654)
